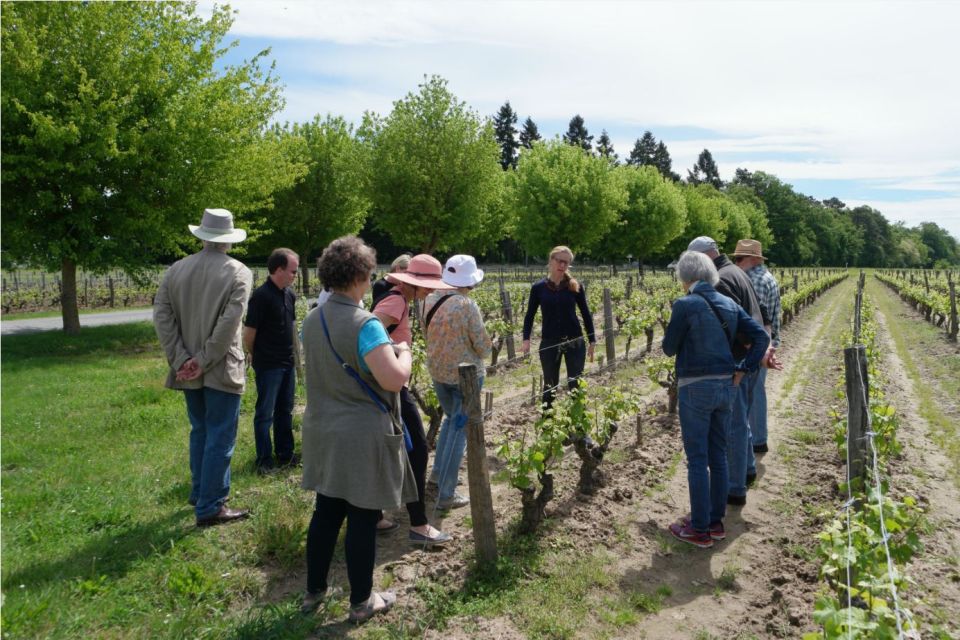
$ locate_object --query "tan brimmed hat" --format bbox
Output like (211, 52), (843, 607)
(189, 208), (246, 243)
(731, 239), (766, 260)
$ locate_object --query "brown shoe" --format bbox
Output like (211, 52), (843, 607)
(196, 506), (250, 528)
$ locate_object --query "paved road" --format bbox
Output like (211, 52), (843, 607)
(1, 309), (154, 336)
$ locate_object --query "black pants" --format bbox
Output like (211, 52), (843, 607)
(539, 336), (586, 408)
(377, 386), (429, 527)
(306, 492), (379, 606)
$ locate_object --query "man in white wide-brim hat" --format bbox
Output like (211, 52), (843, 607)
(154, 208), (254, 527)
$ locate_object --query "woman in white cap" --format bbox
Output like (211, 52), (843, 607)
(424, 255), (491, 510)
(371, 254), (454, 545)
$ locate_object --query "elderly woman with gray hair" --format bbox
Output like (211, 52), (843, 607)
(661, 251), (769, 549)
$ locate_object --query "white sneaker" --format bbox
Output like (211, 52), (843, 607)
(437, 492), (469, 510)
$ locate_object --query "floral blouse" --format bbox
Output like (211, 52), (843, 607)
(424, 290), (491, 385)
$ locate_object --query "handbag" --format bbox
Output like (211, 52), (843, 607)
(320, 308), (413, 452)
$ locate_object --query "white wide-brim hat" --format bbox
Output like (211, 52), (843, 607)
(442, 254), (484, 288)
(189, 208), (247, 243)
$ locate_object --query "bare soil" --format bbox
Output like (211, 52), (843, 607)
(280, 276), (960, 638)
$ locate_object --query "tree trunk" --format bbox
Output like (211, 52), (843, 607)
(61, 257), (81, 335)
(574, 421), (618, 495)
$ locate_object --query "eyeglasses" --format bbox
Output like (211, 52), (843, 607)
(552, 258), (571, 266)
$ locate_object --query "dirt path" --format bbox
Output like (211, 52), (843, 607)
(866, 279), (960, 637)
(620, 276), (856, 639)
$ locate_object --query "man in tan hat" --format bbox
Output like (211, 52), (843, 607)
(154, 208), (254, 527)
(733, 239), (781, 455)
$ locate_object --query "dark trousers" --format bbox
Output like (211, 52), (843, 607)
(306, 492), (379, 606)
(252, 366), (296, 467)
(378, 387), (429, 527)
(400, 386), (429, 526)
(539, 336), (586, 407)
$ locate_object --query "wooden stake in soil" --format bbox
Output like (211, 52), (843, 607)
(948, 281), (958, 342)
(843, 345), (869, 488)
(498, 280), (517, 360)
(458, 363), (498, 566)
(603, 287), (615, 365)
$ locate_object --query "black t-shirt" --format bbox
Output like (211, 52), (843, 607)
(245, 278), (296, 369)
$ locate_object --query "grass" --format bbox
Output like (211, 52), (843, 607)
(0, 323), (322, 639)
(1, 305), (154, 321)
(868, 278), (960, 487)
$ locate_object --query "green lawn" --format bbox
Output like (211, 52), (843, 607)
(0, 323), (322, 639)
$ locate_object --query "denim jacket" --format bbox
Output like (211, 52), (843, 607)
(662, 281), (770, 378)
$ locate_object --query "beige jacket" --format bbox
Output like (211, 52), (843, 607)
(154, 246), (253, 394)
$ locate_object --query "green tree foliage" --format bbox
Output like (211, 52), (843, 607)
(493, 101), (520, 170)
(847, 205), (893, 267)
(889, 223), (930, 267)
(654, 141), (680, 181)
(627, 131), (657, 167)
(918, 221), (960, 266)
(687, 148), (723, 189)
(511, 139), (626, 257)
(519, 116), (542, 150)
(660, 184), (727, 260)
(563, 114), (593, 152)
(595, 130), (618, 164)
(252, 116), (370, 292)
(726, 184), (774, 251)
(602, 165), (686, 262)
(732, 171), (818, 265)
(0, 2), (296, 333)
(361, 75), (506, 254)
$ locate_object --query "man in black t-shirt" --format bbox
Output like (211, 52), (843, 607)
(243, 248), (299, 474)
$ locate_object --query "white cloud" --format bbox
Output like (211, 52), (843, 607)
(845, 197), (960, 238)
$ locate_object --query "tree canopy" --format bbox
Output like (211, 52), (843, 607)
(0, 1), (298, 332)
(493, 101), (520, 170)
(603, 165), (687, 261)
(361, 75), (507, 254)
(511, 139), (626, 257)
(563, 115), (593, 152)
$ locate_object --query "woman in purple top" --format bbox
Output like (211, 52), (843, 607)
(521, 245), (596, 408)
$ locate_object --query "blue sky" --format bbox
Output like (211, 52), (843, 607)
(203, 0), (960, 239)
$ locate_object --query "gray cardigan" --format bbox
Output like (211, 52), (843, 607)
(154, 247), (253, 394)
(300, 293), (417, 510)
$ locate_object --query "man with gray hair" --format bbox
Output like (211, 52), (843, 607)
(154, 208), (254, 527)
(687, 236), (767, 506)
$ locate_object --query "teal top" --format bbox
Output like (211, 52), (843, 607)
(357, 318), (390, 373)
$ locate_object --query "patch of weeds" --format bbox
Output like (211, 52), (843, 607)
(251, 489), (308, 568)
(693, 630), (720, 640)
(490, 468), (511, 484)
(628, 589), (665, 613)
(604, 448), (629, 464)
(714, 565), (740, 594)
(612, 521), (631, 544)
(598, 596), (639, 627)
(768, 497), (796, 516)
(789, 429), (819, 445)
(228, 599), (319, 640)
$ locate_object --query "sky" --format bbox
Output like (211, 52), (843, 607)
(201, 0), (960, 239)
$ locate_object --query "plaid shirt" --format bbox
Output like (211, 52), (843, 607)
(746, 264), (781, 347)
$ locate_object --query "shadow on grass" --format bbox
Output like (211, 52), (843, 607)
(0, 322), (159, 363)
(2, 509), (192, 591)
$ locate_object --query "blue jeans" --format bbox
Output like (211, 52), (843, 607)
(184, 387), (242, 519)
(678, 379), (734, 531)
(727, 371), (759, 497)
(253, 366), (296, 467)
(431, 377), (483, 502)
(748, 366), (768, 446)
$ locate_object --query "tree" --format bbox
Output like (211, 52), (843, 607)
(519, 116), (542, 149)
(493, 101), (520, 170)
(627, 131), (657, 167)
(687, 148), (723, 189)
(595, 130), (618, 164)
(654, 141), (680, 181)
(726, 184), (774, 252)
(252, 116), (370, 293)
(822, 197), (847, 210)
(511, 139), (626, 257)
(918, 222), (960, 266)
(1, 2), (297, 333)
(660, 184), (727, 260)
(361, 75), (507, 254)
(563, 114), (593, 152)
(848, 205), (893, 266)
(603, 165), (686, 263)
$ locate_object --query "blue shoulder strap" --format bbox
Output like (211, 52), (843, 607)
(320, 308), (390, 414)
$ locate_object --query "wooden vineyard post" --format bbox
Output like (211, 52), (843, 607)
(635, 413), (643, 447)
(458, 363), (498, 566)
(625, 276), (632, 300)
(843, 345), (869, 488)
(603, 287), (615, 366)
(948, 281), (958, 342)
(793, 273), (799, 293)
(499, 279), (516, 360)
(108, 276), (115, 308)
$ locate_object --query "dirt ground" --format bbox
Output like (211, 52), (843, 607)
(292, 276), (960, 639)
